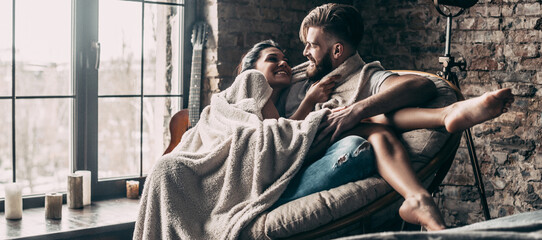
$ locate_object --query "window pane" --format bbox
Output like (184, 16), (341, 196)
(148, 0), (183, 3)
(98, 98), (140, 179)
(143, 4), (181, 95)
(142, 97), (180, 174)
(0, 0), (12, 97)
(15, 99), (71, 195)
(99, 0), (142, 95)
(15, 0), (71, 96)
(0, 100), (13, 198)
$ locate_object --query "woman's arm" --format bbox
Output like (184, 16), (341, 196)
(289, 75), (339, 120)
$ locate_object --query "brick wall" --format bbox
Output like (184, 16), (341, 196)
(354, 0), (541, 226)
(202, 0), (542, 227)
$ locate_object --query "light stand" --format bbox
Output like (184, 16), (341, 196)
(433, 0), (491, 221)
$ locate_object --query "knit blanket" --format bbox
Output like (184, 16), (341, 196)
(133, 70), (328, 240)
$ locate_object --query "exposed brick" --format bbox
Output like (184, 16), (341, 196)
(502, 16), (541, 30)
(262, 7), (283, 21)
(487, 5), (501, 17)
(519, 57), (542, 70)
(491, 178), (508, 190)
(469, 57), (501, 70)
(536, 150), (542, 169)
(460, 17), (501, 30)
(535, 18), (542, 30)
(525, 111), (542, 130)
(259, 0), (283, 8)
(461, 83), (501, 96)
(219, 32), (244, 48)
(516, 2), (541, 16)
(258, 21), (283, 33)
(458, 18), (476, 30)
(504, 43), (541, 58)
(501, 4), (515, 17)
(472, 31), (506, 43)
(536, 71), (542, 84)
(526, 98), (542, 112)
(407, 10), (431, 30)
(219, 3), (259, 20)
(493, 151), (509, 165)
(490, 70), (536, 83)
(471, 43), (496, 57)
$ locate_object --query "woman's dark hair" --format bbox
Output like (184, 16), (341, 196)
(236, 40), (283, 75)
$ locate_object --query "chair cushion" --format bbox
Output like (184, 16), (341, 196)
(241, 72), (458, 239)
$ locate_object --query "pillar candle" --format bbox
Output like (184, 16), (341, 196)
(4, 183), (22, 220)
(45, 192), (62, 219)
(74, 170), (91, 206)
(126, 180), (139, 199)
(67, 174), (83, 209)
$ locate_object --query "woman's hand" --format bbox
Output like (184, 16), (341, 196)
(304, 75), (340, 105)
(290, 75), (340, 121)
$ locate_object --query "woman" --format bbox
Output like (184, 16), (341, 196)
(238, 40), (514, 231)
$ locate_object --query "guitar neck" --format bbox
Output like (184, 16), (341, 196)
(188, 48), (202, 127)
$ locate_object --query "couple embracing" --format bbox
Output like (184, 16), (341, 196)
(134, 3), (513, 239)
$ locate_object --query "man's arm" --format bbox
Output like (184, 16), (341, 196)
(317, 74), (437, 142)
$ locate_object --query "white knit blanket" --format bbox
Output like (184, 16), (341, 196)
(133, 70), (327, 240)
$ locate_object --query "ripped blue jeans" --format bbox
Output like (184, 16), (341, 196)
(274, 135), (376, 207)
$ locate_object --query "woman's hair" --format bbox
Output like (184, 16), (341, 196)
(236, 40), (283, 75)
(299, 3), (364, 48)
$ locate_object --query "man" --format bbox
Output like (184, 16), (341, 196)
(278, 3), (445, 231)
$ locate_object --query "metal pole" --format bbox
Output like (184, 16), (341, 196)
(439, 10), (492, 221)
(445, 16), (452, 56)
(465, 129), (492, 220)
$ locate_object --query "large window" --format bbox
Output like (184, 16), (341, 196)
(0, 0), (193, 203)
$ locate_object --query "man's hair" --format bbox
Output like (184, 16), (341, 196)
(236, 39), (283, 75)
(300, 3), (364, 48)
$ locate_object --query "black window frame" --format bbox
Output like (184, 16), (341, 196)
(0, 0), (196, 211)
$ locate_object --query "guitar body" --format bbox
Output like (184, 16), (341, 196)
(163, 109), (189, 155)
(163, 21), (208, 155)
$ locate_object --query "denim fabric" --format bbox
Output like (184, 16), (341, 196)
(274, 136), (376, 207)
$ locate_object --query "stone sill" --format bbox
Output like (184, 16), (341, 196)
(0, 198), (139, 240)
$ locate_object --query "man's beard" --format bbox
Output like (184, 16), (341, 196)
(306, 51), (333, 82)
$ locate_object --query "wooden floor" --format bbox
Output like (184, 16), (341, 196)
(0, 198), (139, 240)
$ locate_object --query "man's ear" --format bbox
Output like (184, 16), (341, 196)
(332, 43), (344, 59)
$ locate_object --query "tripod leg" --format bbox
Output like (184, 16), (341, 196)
(464, 128), (491, 220)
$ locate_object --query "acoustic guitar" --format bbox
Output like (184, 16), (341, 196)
(163, 21), (209, 155)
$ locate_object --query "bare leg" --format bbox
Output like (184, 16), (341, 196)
(349, 124), (446, 231)
(367, 88), (514, 133)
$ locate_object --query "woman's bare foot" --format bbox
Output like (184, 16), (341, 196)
(399, 194), (446, 231)
(444, 88), (514, 133)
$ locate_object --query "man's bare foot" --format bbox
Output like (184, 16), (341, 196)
(444, 88), (514, 133)
(399, 194), (446, 231)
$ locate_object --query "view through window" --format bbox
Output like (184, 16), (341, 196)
(0, 0), (185, 199)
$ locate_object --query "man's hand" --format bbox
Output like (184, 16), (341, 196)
(305, 75), (340, 105)
(314, 105), (362, 145)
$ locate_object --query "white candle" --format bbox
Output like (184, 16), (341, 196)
(75, 170), (91, 206)
(126, 180), (139, 199)
(4, 183), (22, 220)
(45, 192), (62, 219)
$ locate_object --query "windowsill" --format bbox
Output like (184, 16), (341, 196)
(0, 198), (139, 240)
